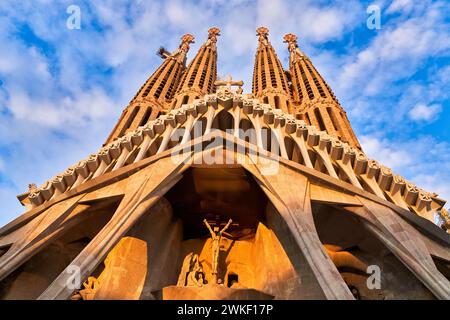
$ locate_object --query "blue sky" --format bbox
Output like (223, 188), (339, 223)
(0, 0), (449, 226)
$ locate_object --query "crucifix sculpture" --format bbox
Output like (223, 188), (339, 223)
(203, 218), (233, 284)
(214, 75), (243, 92)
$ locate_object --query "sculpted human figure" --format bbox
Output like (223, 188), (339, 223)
(203, 218), (233, 284)
(177, 252), (205, 287)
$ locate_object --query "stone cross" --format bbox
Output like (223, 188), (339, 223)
(214, 75), (243, 91)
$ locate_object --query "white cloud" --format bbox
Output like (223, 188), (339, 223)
(360, 135), (413, 171)
(409, 103), (442, 122)
(386, 0), (414, 14)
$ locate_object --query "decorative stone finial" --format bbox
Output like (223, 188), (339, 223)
(157, 33), (195, 62)
(208, 27), (221, 41)
(205, 27), (220, 49)
(179, 33), (195, 52)
(283, 33), (305, 62)
(256, 27), (269, 45)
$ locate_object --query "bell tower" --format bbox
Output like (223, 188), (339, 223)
(283, 33), (361, 150)
(105, 34), (195, 144)
(252, 27), (292, 113)
(172, 27), (220, 109)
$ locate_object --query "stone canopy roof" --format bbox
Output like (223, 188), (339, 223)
(20, 89), (446, 225)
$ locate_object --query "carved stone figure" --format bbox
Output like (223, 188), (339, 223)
(203, 218), (233, 284)
(205, 27), (220, 49)
(177, 252), (205, 287)
(71, 276), (100, 300)
(256, 26), (269, 46)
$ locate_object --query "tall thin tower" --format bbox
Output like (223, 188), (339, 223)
(172, 27), (220, 109)
(283, 33), (361, 149)
(105, 34), (195, 144)
(252, 27), (291, 113)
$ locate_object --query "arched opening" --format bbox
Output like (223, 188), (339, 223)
(212, 110), (234, 133)
(284, 136), (303, 164)
(314, 108), (326, 132)
(182, 95), (189, 105)
(189, 117), (207, 140)
(311, 202), (435, 299)
(239, 118), (256, 145)
(145, 136), (163, 158)
(139, 107), (153, 126)
(119, 106), (140, 136)
(274, 96), (280, 109)
(0, 199), (121, 299)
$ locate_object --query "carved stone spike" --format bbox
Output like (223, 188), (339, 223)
(405, 182), (419, 205)
(52, 175), (67, 193)
(354, 152), (368, 175)
(153, 119), (166, 134)
(264, 111), (274, 124)
(366, 160), (381, 180)
(75, 160), (90, 178)
(417, 191), (432, 211)
(330, 139), (344, 160)
(87, 154), (99, 172)
(306, 128), (320, 146)
(376, 166), (392, 190)
(28, 189), (43, 206)
(243, 100), (254, 114)
(274, 115), (286, 128)
(98, 147), (112, 165)
(285, 119), (297, 134)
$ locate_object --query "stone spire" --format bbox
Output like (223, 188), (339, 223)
(105, 34), (195, 144)
(252, 27), (292, 113)
(283, 33), (361, 150)
(172, 27), (221, 109)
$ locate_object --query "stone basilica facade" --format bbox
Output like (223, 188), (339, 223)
(0, 27), (449, 300)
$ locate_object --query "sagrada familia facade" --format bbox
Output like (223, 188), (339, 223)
(0, 27), (449, 300)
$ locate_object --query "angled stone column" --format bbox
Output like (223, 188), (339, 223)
(243, 156), (354, 300)
(38, 154), (192, 300)
(0, 194), (86, 282)
(344, 198), (450, 300)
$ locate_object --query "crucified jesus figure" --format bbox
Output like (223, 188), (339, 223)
(203, 218), (233, 284)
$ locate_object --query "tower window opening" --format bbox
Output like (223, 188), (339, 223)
(314, 108), (326, 131)
(182, 95), (189, 105)
(305, 112), (311, 126)
(274, 96), (280, 109)
(139, 108), (153, 126)
(119, 106), (140, 136)
(326, 107), (340, 132)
